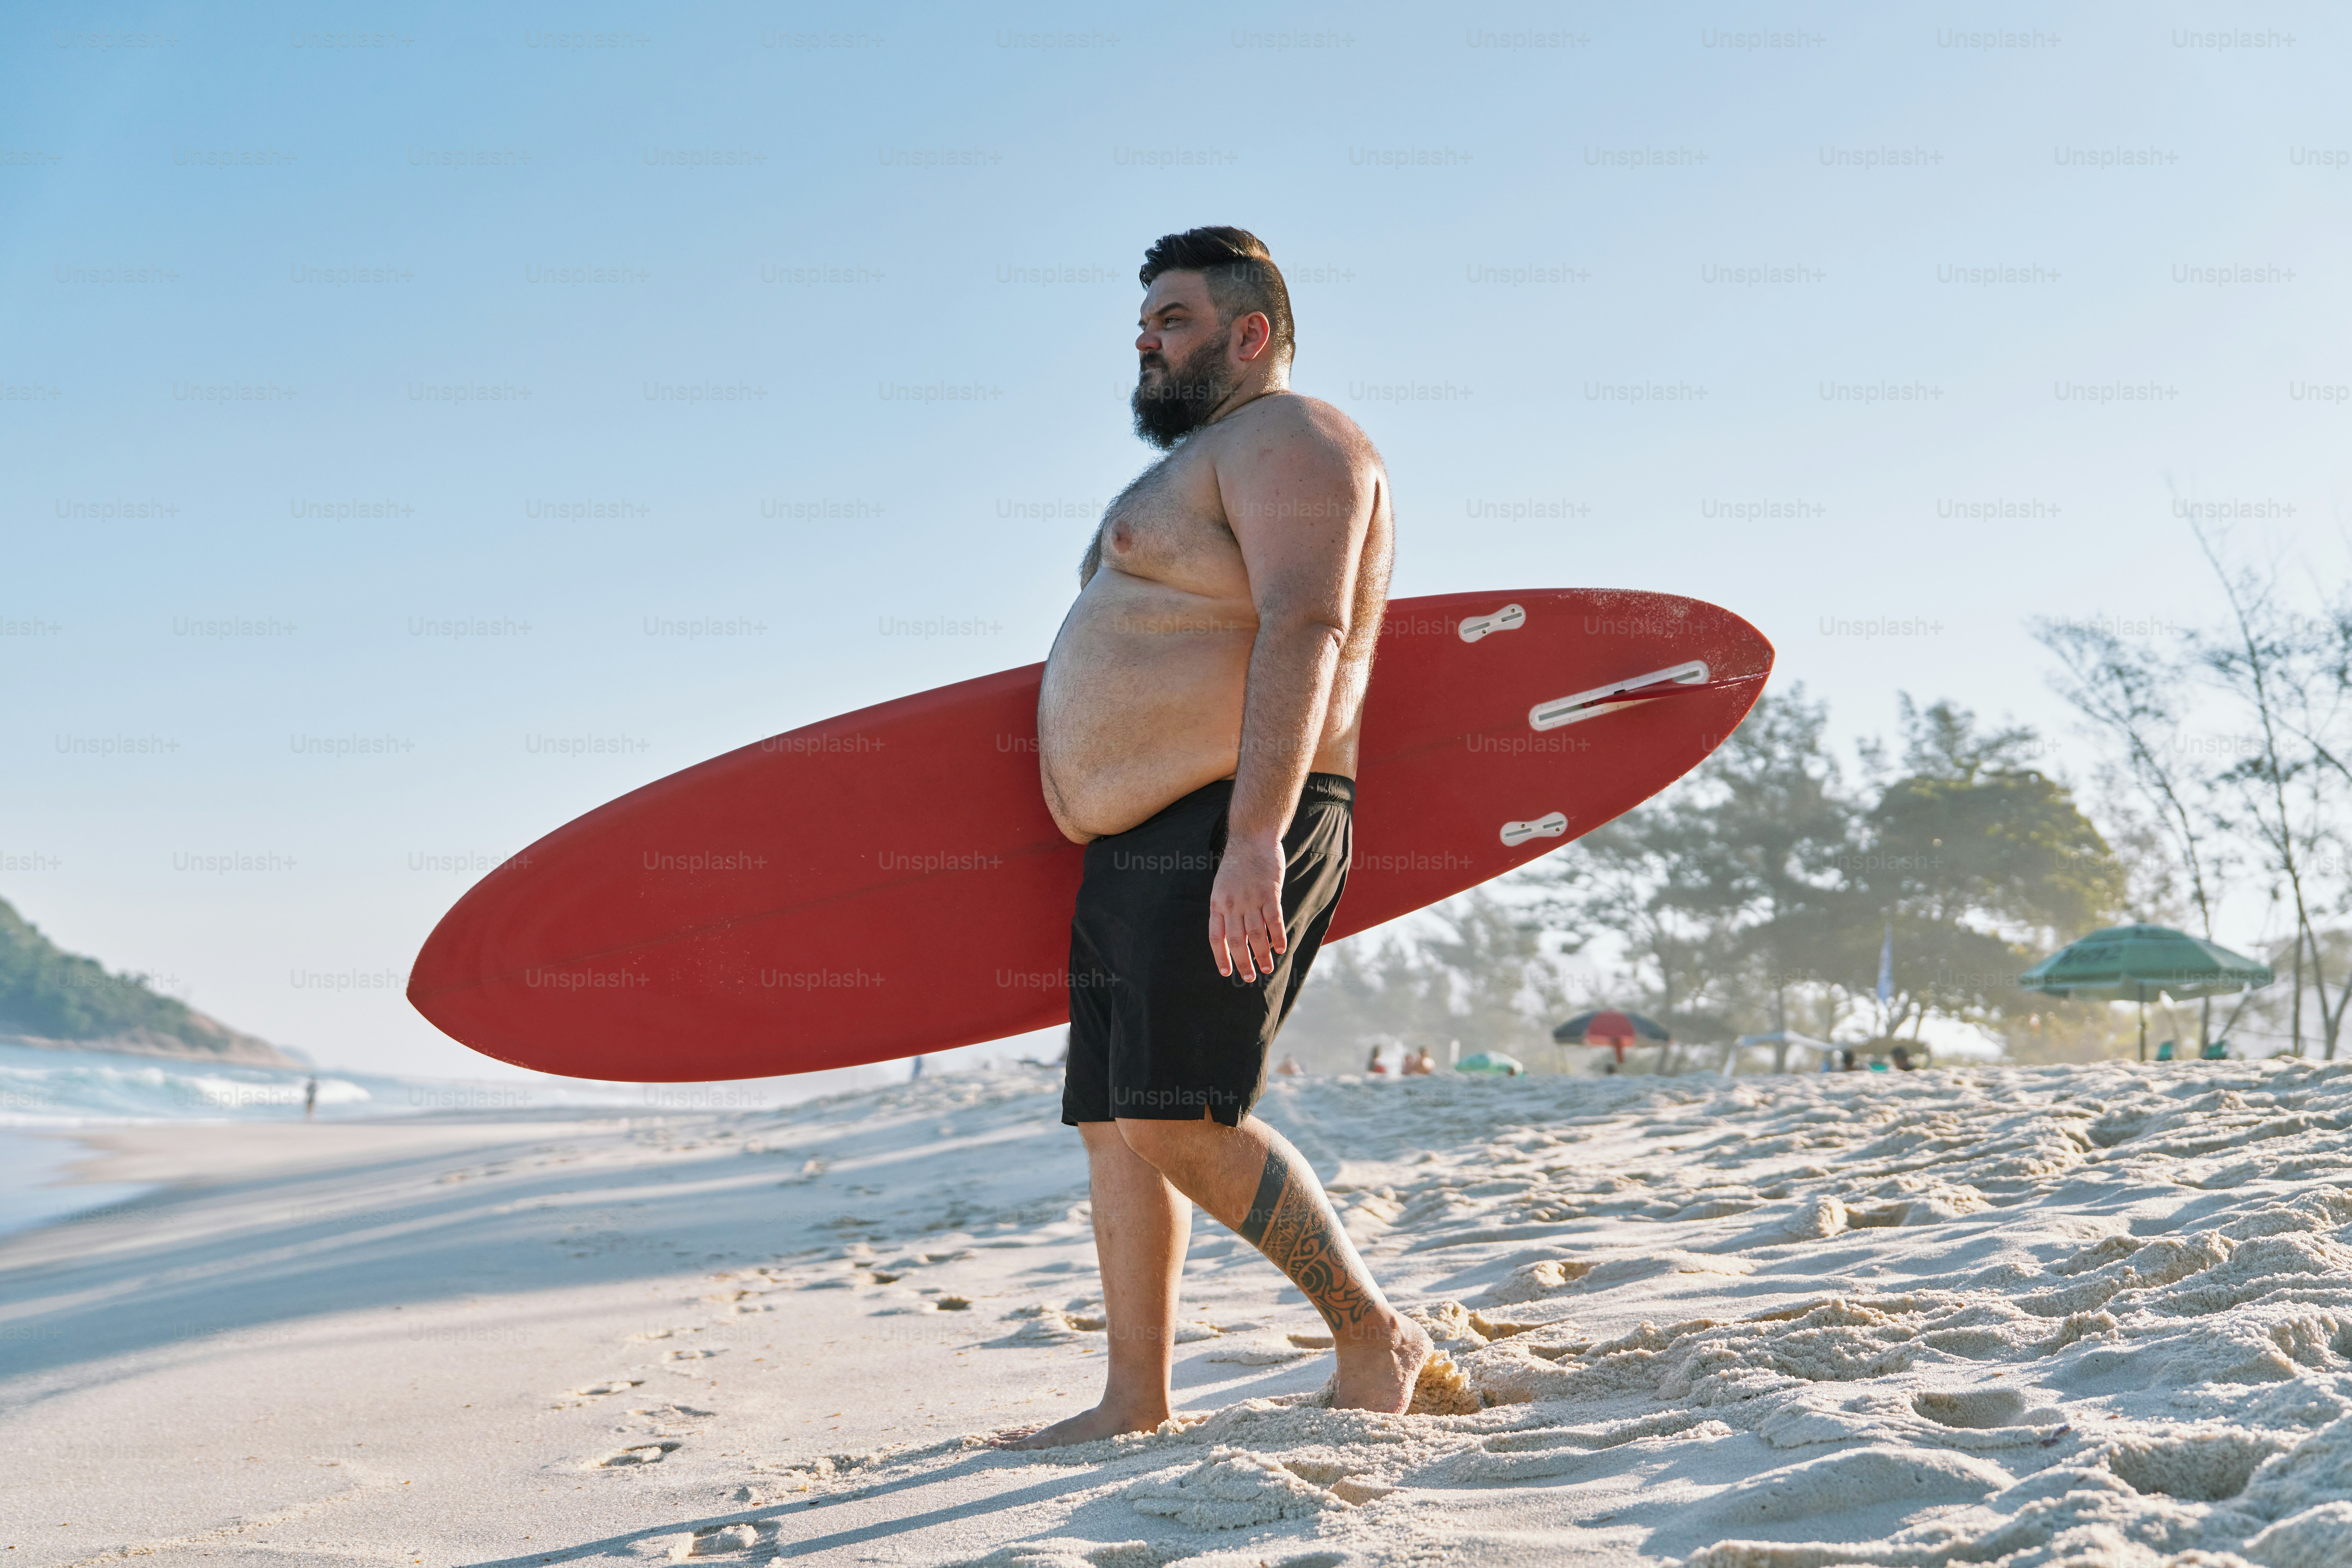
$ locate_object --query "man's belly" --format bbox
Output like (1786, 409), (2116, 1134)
(1039, 579), (1257, 840)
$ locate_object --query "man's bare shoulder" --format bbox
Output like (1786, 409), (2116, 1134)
(1214, 393), (1385, 471)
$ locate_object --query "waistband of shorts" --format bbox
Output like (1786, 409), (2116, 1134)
(1299, 772), (1355, 807)
(1106, 772), (1356, 840)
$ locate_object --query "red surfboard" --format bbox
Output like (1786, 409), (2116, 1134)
(407, 589), (1770, 1081)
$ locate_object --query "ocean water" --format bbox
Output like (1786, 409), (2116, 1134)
(0, 1035), (1045, 1237)
(0, 1133), (153, 1237)
(0, 1041), (639, 1130)
(0, 1041), (648, 1237)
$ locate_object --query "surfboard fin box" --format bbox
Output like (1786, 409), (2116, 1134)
(1529, 661), (1717, 731)
(1500, 810), (1570, 847)
(1458, 603), (1527, 643)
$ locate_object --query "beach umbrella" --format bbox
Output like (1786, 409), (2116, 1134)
(2019, 923), (2274, 1063)
(1552, 1007), (1672, 1065)
(1456, 1050), (1524, 1077)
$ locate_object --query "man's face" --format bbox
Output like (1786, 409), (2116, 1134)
(1131, 271), (1236, 450)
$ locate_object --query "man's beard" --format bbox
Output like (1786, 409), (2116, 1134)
(1130, 330), (1237, 450)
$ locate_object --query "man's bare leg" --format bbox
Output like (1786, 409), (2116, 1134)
(1118, 1113), (1428, 1412)
(992, 1121), (1191, 1449)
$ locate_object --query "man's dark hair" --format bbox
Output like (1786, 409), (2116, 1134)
(1139, 227), (1295, 367)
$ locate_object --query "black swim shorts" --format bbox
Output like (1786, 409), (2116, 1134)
(1062, 773), (1353, 1128)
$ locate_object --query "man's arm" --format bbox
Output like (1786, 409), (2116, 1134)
(1208, 402), (1376, 980)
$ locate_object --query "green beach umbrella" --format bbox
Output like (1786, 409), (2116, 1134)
(2019, 923), (2274, 1063)
(1455, 1051), (1525, 1077)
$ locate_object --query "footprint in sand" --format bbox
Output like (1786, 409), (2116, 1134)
(1473, 1258), (1595, 1306)
(663, 1347), (723, 1362)
(568, 1379), (645, 1397)
(669, 1523), (764, 1559)
(1125, 1446), (1347, 1529)
(1001, 1305), (1107, 1343)
(622, 1404), (716, 1435)
(589, 1442), (680, 1468)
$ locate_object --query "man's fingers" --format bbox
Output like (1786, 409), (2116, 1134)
(1243, 903), (1280, 979)
(1208, 842), (1287, 983)
(1210, 895), (1289, 982)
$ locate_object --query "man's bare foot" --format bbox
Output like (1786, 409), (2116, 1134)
(988, 1398), (1169, 1450)
(1331, 1310), (1431, 1414)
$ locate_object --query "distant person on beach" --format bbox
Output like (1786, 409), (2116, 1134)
(1404, 1047), (1434, 1076)
(303, 1076), (317, 1119)
(1274, 1054), (1303, 1076)
(1366, 1045), (1390, 1075)
(1000, 227), (1419, 1449)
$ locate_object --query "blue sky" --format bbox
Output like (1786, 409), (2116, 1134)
(4, 0), (2347, 1080)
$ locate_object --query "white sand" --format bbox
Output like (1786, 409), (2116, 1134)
(8, 1060), (2352, 1566)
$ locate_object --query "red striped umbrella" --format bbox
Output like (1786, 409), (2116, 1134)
(1552, 1008), (1673, 1064)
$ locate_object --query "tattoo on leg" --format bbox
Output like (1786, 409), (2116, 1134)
(1236, 1148), (1377, 1332)
(1238, 1157), (1286, 1248)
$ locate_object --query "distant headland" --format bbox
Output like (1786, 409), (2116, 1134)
(0, 895), (305, 1068)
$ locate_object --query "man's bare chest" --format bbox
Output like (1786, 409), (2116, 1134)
(1097, 448), (1242, 584)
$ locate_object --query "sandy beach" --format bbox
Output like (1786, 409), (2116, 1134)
(8, 1059), (2352, 1567)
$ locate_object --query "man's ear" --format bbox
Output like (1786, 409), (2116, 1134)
(1230, 311), (1274, 364)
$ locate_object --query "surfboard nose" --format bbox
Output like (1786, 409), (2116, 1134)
(405, 865), (524, 1068)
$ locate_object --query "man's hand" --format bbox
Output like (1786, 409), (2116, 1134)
(1209, 831), (1288, 980)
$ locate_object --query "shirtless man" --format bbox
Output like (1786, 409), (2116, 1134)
(998, 227), (1426, 1449)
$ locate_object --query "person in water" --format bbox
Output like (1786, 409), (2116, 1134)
(999, 227), (1420, 1449)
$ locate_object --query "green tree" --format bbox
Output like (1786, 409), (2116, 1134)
(1680, 689), (1860, 1035)
(1529, 805), (1739, 1033)
(1525, 688), (1858, 1046)
(1524, 693), (2124, 1061)
(1847, 700), (2125, 1039)
(1291, 691), (2128, 1072)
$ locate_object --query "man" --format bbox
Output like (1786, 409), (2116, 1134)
(1000, 228), (1424, 1449)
